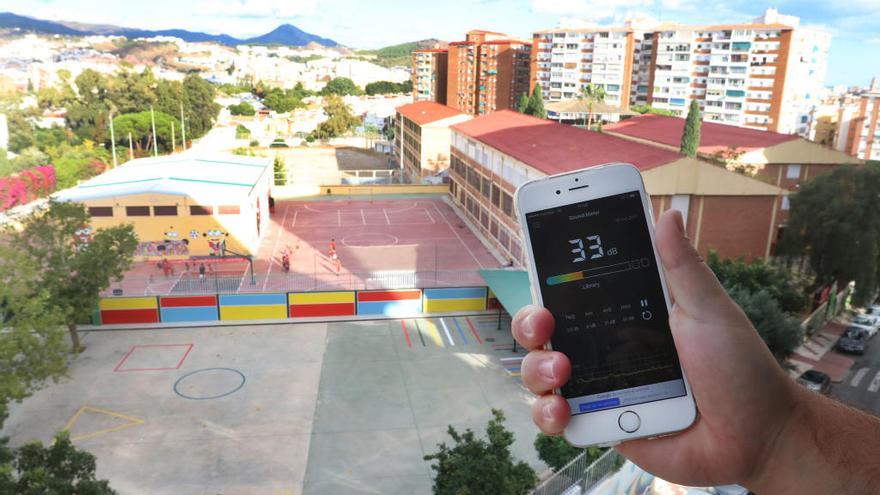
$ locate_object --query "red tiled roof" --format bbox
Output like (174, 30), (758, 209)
(450, 110), (684, 175)
(396, 101), (465, 126)
(604, 114), (799, 153)
(448, 41), (475, 46)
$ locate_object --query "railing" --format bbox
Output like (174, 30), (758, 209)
(801, 283), (853, 336)
(103, 269), (487, 297)
(531, 449), (625, 495)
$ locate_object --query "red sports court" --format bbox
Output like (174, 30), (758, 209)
(105, 197), (501, 296)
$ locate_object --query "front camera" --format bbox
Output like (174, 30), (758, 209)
(555, 190), (561, 195)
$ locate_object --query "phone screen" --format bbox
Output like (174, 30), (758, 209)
(525, 190), (686, 415)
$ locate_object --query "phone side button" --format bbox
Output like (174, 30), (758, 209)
(618, 411), (641, 433)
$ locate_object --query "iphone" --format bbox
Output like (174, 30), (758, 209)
(516, 163), (696, 447)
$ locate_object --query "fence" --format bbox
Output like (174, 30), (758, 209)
(94, 286), (492, 326)
(340, 169), (400, 185)
(531, 448), (625, 495)
(800, 283), (853, 336)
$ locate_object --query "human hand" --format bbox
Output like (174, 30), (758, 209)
(513, 209), (801, 488)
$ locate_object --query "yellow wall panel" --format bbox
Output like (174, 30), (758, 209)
(424, 298), (486, 314)
(219, 305), (288, 321)
(289, 291), (355, 305)
(99, 297), (158, 310)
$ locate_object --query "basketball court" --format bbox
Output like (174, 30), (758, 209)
(106, 197), (501, 296)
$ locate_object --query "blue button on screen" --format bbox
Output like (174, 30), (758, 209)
(579, 398), (621, 412)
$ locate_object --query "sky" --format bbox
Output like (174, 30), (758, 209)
(5, 0), (879, 87)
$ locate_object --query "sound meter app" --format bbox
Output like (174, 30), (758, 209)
(526, 191), (685, 415)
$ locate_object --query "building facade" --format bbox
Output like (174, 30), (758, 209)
(412, 49), (448, 104)
(394, 101), (472, 183)
(531, 21), (654, 107)
(446, 30), (531, 115)
(836, 91), (880, 161)
(447, 110), (783, 265)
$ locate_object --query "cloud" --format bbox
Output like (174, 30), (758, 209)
(193, 0), (323, 18)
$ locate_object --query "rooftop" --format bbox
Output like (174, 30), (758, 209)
(450, 110), (685, 175)
(54, 154), (271, 203)
(604, 114), (798, 154)
(546, 99), (637, 115)
(396, 101), (466, 126)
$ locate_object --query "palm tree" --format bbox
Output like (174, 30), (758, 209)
(578, 83), (607, 129)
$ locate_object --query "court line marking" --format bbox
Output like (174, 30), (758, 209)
(430, 202), (484, 269)
(851, 367), (869, 387)
(465, 317), (483, 344)
(383, 209), (391, 224)
(423, 208), (436, 224)
(337, 210), (341, 227)
(453, 317), (468, 344)
(290, 210), (298, 228)
(63, 405), (145, 442)
(400, 320), (412, 348)
(113, 343), (194, 372)
(869, 371), (880, 393)
(439, 318), (455, 346)
(422, 319), (444, 347)
(413, 319), (426, 346)
(360, 209), (367, 225)
(264, 205), (290, 291)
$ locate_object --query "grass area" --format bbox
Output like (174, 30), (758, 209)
(356, 41), (420, 68)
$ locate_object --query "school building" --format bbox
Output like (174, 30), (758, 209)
(394, 101), (472, 183)
(55, 154), (272, 260)
(447, 110), (784, 264)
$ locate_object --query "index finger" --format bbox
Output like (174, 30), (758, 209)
(512, 305), (555, 350)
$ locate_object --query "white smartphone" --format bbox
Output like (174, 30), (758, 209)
(516, 163), (696, 447)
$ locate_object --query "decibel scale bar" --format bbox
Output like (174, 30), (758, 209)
(546, 257), (650, 286)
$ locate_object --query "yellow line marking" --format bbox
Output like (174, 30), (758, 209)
(420, 319), (444, 347)
(62, 405), (145, 442)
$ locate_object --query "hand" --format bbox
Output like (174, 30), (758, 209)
(513, 209), (801, 488)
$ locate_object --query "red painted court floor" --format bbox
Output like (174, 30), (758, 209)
(105, 197), (503, 296)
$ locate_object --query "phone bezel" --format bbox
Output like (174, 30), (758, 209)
(515, 162), (696, 447)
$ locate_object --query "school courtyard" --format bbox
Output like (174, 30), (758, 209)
(1, 315), (537, 495)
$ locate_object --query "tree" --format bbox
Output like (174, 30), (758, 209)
(273, 154), (288, 185)
(52, 142), (110, 189)
(579, 83), (606, 128)
(424, 409), (536, 495)
(263, 88), (305, 114)
(7, 201), (138, 351)
(630, 104), (676, 117)
(517, 94), (529, 114)
(781, 164), (880, 305)
(706, 251), (808, 314)
(365, 80), (412, 96)
(727, 286), (804, 362)
(0, 432), (116, 494)
(680, 99), (702, 157)
(181, 74), (221, 139)
(534, 434), (607, 472)
(319, 77), (363, 96)
(229, 101), (256, 116)
(110, 111), (180, 155)
(523, 86), (547, 119)
(310, 95), (360, 140)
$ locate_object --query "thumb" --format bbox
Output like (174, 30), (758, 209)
(654, 209), (731, 317)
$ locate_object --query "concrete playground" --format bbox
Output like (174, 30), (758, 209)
(1, 315), (540, 494)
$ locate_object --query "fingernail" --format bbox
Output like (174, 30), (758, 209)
(521, 311), (536, 340)
(538, 359), (556, 381)
(542, 403), (555, 423)
(673, 210), (685, 234)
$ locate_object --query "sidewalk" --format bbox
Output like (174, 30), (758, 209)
(787, 318), (855, 382)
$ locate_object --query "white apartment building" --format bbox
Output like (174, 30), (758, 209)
(531, 21), (653, 108)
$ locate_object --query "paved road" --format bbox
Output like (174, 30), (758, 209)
(830, 333), (880, 415)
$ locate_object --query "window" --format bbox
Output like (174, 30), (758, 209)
(501, 192), (513, 217)
(786, 164), (801, 179)
(491, 184), (501, 207)
(153, 206), (178, 216)
(218, 205), (240, 215)
(88, 206), (113, 217)
(126, 206), (150, 217)
(781, 196), (790, 211)
(190, 205), (212, 216)
(480, 177), (490, 199)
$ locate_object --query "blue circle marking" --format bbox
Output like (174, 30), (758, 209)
(173, 367), (246, 400)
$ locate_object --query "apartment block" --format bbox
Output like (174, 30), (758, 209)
(412, 49), (448, 104)
(649, 9), (829, 134)
(836, 90), (880, 161)
(394, 101), (472, 183)
(531, 21), (654, 107)
(446, 30), (531, 115)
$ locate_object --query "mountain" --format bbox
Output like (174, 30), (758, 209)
(0, 12), (338, 47)
(358, 39), (447, 68)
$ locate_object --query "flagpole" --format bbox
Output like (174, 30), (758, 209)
(109, 111), (117, 168)
(171, 121), (176, 153)
(180, 102), (187, 151)
(150, 105), (158, 157)
(128, 132), (134, 160)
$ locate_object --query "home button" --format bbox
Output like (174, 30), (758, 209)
(618, 411), (641, 433)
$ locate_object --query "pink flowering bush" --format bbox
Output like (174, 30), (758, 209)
(0, 164), (58, 211)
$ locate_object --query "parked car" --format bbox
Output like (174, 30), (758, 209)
(796, 369), (831, 394)
(866, 304), (880, 317)
(851, 316), (878, 338)
(837, 327), (869, 354)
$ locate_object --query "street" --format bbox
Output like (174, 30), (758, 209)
(830, 332), (880, 415)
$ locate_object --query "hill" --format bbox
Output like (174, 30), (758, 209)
(0, 11), (338, 47)
(357, 39), (447, 68)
